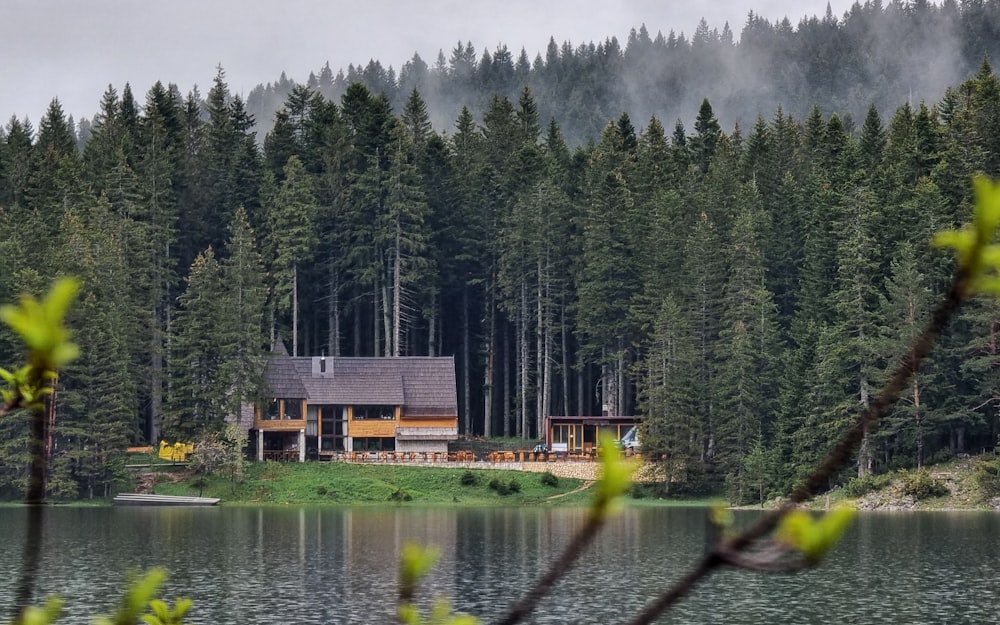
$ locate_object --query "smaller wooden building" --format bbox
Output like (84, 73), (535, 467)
(543, 415), (638, 456)
(253, 344), (458, 461)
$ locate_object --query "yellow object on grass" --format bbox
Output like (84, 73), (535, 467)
(158, 441), (194, 462)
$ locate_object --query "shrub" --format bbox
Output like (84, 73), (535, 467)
(316, 485), (328, 496)
(629, 483), (648, 499)
(540, 471), (559, 487)
(389, 487), (412, 502)
(488, 477), (511, 495)
(460, 470), (478, 486)
(973, 457), (1000, 500)
(842, 472), (893, 498)
(508, 479), (521, 493)
(899, 469), (949, 500)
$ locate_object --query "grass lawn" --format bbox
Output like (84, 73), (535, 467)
(150, 461), (588, 506)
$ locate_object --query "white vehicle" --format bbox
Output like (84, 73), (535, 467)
(619, 425), (640, 452)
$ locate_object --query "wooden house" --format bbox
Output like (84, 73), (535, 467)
(253, 344), (458, 461)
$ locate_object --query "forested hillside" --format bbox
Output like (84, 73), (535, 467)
(244, 0), (1000, 144)
(2, 2), (1000, 500)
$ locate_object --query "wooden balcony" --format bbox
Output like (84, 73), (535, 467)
(255, 417), (307, 431)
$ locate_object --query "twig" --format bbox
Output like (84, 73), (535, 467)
(10, 370), (54, 624)
(624, 268), (968, 625)
(493, 510), (606, 625)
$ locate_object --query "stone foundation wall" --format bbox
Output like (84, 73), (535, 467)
(521, 461), (602, 481)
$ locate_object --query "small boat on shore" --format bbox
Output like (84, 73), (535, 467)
(113, 493), (220, 506)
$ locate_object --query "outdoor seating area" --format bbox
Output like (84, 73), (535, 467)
(270, 449), (603, 463)
(259, 446), (608, 464)
(262, 449), (301, 462)
(313, 450), (478, 463)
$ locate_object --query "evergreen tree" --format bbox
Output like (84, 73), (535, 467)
(638, 297), (703, 494)
(218, 207), (267, 421)
(52, 199), (136, 498)
(166, 248), (229, 439)
(262, 156), (318, 356)
(715, 188), (782, 500)
(876, 243), (935, 468)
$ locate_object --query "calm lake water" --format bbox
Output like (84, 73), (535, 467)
(0, 506), (997, 624)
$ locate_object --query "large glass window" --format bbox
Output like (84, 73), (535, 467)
(282, 399), (302, 420)
(319, 405), (346, 454)
(353, 405), (395, 420)
(353, 437), (395, 451)
(265, 399), (280, 420)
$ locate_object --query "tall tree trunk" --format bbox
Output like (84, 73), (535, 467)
(427, 292), (437, 357)
(536, 267), (544, 437)
(292, 265), (299, 357)
(543, 311), (552, 430)
(373, 273), (382, 356)
(150, 312), (163, 445)
(561, 299), (569, 418)
(503, 320), (511, 437)
(353, 302), (361, 356)
(328, 258), (340, 357)
(383, 280), (392, 357)
(858, 372), (872, 477)
(485, 281), (496, 438)
(521, 280), (529, 439)
(914, 380), (923, 469)
(393, 236), (401, 357)
(463, 285), (473, 435)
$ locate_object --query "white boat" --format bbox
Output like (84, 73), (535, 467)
(113, 493), (220, 506)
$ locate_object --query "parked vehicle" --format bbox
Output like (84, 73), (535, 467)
(618, 425), (640, 452)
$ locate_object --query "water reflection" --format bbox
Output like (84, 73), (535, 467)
(0, 507), (996, 624)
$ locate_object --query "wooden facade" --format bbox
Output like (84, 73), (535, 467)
(252, 345), (459, 461)
(544, 415), (638, 456)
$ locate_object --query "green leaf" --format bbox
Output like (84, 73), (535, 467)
(15, 597), (64, 625)
(594, 433), (638, 517)
(776, 507), (856, 564)
(400, 543), (440, 589)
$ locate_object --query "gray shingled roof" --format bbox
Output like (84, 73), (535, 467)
(263, 354), (457, 417)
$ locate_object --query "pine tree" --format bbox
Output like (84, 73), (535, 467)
(166, 248), (229, 439)
(382, 124), (432, 357)
(577, 120), (640, 417)
(714, 188), (782, 500)
(52, 198), (137, 498)
(218, 207), (267, 421)
(691, 98), (722, 173)
(0, 116), (34, 208)
(876, 243), (935, 468)
(638, 297), (702, 494)
(262, 156), (318, 356)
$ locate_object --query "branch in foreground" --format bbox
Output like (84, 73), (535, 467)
(624, 261), (972, 625)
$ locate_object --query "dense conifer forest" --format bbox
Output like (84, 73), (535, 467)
(2, 1), (1000, 501)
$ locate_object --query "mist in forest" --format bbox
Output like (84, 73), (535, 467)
(242, 1), (981, 144)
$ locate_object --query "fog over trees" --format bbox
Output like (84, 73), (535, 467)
(245, 0), (1000, 144)
(2, 0), (1000, 501)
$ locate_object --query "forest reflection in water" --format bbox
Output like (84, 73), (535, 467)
(0, 506), (996, 624)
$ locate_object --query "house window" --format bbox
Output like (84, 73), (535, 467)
(353, 437), (395, 451)
(353, 405), (395, 420)
(266, 399), (280, 420)
(282, 399), (303, 420)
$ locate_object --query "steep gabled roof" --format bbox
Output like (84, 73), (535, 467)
(262, 354), (457, 417)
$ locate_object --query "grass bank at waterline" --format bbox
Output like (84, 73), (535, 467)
(149, 461), (593, 506)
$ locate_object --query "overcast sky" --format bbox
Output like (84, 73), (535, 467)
(3, 0), (856, 125)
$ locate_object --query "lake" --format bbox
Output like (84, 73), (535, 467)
(0, 506), (996, 624)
